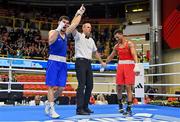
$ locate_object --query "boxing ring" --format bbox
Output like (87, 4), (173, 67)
(0, 57), (180, 121)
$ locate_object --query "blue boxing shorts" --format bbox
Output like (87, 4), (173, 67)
(46, 60), (67, 87)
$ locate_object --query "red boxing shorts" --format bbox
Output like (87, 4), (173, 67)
(116, 63), (135, 85)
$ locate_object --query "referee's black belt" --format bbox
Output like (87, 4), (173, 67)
(76, 58), (91, 62)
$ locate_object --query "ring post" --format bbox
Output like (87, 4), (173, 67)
(135, 63), (145, 104)
(8, 58), (13, 93)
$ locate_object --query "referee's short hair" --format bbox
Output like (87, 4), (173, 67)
(113, 29), (123, 35)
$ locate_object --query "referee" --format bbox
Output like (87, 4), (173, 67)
(72, 22), (106, 115)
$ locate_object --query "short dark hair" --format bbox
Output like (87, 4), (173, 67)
(59, 16), (70, 21)
(82, 21), (90, 25)
(113, 29), (123, 35)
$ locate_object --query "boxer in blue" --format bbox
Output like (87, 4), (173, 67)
(45, 5), (85, 118)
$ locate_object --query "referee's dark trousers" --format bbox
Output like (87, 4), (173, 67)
(75, 58), (93, 111)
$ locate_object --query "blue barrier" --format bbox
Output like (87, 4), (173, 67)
(0, 58), (149, 71)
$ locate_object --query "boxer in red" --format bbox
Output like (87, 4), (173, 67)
(105, 29), (140, 116)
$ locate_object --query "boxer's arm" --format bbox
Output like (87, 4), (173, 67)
(128, 41), (138, 63)
(48, 20), (66, 45)
(48, 30), (58, 45)
(129, 41), (140, 74)
(106, 45), (117, 64)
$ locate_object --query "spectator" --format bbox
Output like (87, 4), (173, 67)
(146, 87), (158, 100)
(29, 95), (44, 106)
(95, 94), (108, 105)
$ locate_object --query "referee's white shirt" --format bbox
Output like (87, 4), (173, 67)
(73, 32), (97, 60)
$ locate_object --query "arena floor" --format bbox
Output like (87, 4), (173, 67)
(0, 104), (180, 122)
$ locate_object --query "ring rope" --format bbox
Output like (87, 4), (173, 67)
(1, 58), (180, 97)
(1, 82), (180, 86)
(149, 62), (180, 67)
(1, 67), (180, 77)
(144, 72), (180, 76)
(1, 89), (180, 97)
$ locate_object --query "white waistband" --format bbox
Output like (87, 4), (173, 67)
(118, 60), (134, 64)
(48, 54), (66, 63)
